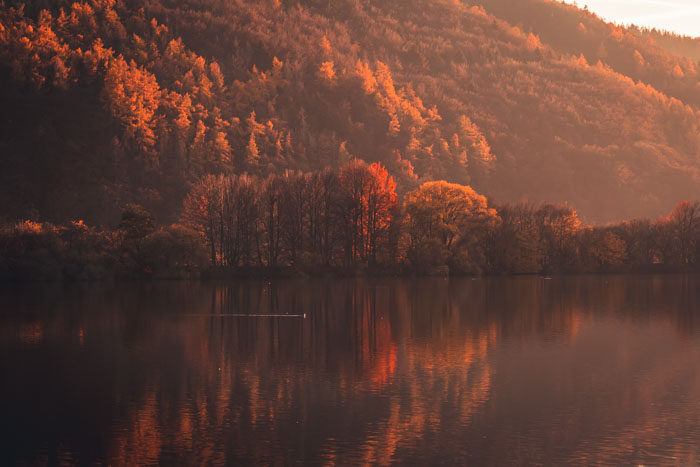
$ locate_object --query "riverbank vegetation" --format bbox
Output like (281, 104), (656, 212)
(3, 160), (700, 280)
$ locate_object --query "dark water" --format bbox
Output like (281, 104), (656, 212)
(2, 276), (700, 465)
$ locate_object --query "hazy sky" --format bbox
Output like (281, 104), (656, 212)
(563, 0), (700, 37)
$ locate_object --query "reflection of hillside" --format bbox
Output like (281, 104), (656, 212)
(3, 277), (700, 464)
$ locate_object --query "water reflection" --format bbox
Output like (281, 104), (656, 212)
(2, 276), (700, 464)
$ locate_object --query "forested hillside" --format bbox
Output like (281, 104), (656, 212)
(2, 0), (700, 224)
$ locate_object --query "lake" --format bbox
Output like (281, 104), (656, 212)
(2, 276), (700, 465)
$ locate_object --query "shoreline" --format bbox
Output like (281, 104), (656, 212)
(1, 264), (698, 283)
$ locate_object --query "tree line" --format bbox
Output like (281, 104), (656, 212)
(4, 159), (700, 280)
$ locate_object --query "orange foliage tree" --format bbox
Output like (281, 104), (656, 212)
(402, 181), (499, 273)
(338, 160), (398, 267)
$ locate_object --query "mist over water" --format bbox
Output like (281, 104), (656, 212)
(2, 276), (700, 465)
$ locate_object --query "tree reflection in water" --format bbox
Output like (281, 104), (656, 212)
(2, 276), (700, 465)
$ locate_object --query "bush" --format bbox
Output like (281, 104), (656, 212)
(139, 225), (209, 278)
(0, 221), (63, 280)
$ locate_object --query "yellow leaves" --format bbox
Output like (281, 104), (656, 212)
(388, 114), (400, 137)
(18, 220), (43, 234)
(188, 118), (234, 172)
(355, 60), (377, 95)
(150, 18), (168, 37)
(102, 56), (161, 153)
(19, 35), (31, 49)
(374, 60), (396, 97)
(230, 59), (286, 113)
(212, 131), (232, 165)
(402, 181), (499, 272)
(246, 111), (265, 137)
(193, 56), (206, 74)
(426, 105), (441, 122)
(209, 61), (225, 92)
(390, 149), (417, 181)
(404, 181), (497, 242)
(193, 119), (206, 143)
(0, 7), (78, 89)
(352, 59), (435, 139)
(538, 204), (581, 241)
(81, 38), (110, 78)
(70, 2), (97, 31)
(174, 93), (192, 132)
(165, 38), (185, 60)
(405, 132), (423, 155)
(458, 115), (494, 167)
(469, 5), (488, 17)
(38, 10), (53, 29)
(247, 132), (260, 165)
(271, 56), (284, 74)
(609, 25), (625, 42)
(672, 64), (684, 79)
(318, 61), (336, 84)
(525, 33), (541, 52)
(586, 230), (627, 267)
(320, 35), (332, 55)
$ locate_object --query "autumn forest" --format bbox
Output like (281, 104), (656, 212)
(3, 0), (700, 279)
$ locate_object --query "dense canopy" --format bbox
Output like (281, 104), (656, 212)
(2, 0), (700, 224)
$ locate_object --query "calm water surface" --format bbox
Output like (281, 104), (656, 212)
(2, 276), (700, 465)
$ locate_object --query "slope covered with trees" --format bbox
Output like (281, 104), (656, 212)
(1, 0), (700, 224)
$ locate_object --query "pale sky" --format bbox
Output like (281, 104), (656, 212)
(563, 0), (700, 37)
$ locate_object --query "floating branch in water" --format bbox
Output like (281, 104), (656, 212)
(180, 314), (306, 318)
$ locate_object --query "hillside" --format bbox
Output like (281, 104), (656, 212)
(1, 0), (700, 224)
